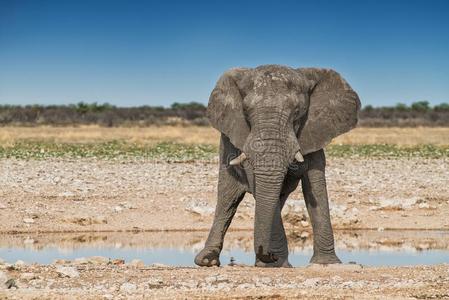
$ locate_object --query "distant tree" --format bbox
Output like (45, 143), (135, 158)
(394, 103), (409, 111)
(363, 105), (374, 112)
(434, 102), (449, 112)
(411, 101), (430, 112)
(171, 102), (206, 110)
(76, 102), (90, 114)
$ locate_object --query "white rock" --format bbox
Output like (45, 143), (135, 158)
(151, 263), (168, 267)
(0, 271), (8, 284)
(300, 231), (310, 238)
(238, 283), (256, 289)
(73, 257), (88, 265)
(120, 282), (137, 293)
(21, 272), (37, 280)
(303, 277), (321, 287)
(129, 259), (144, 268)
(113, 206), (124, 213)
(300, 220), (309, 227)
(87, 256), (109, 265)
(0, 203), (7, 209)
(56, 266), (80, 278)
(23, 218), (35, 224)
(147, 278), (164, 287)
(377, 227), (385, 232)
(418, 202), (430, 209)
(58, 191), (75, 197)
(14, 260), (26, 266)
(417, 243), (430, 250)
(185, 201), (214, 216)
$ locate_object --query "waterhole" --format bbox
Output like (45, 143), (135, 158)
(0, 230), (448, 266)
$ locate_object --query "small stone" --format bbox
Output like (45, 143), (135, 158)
(129, 259), (144, 268)
(300, 231), (310, 238)
(300, 220), (309, 227)
(147, 278), (164, 287)
(0, 203), (7, 209)
(103, 294), (114, 300)
(377, 227), (385, 232)
(238, 283), (256, 289)
(418, 203), (430, 209)
(151, 263), (168, 268)
(120, 282), (137, 293)
(73, 257), (88, 265)
(53, 259), (70, 265)
(88, 256), (109, 265)
(56, 266), (80, 278)
(303, 277), (320, 287)
(93, 216), (108, 224)
(21, 273), (37, 280)
(0, 271), (8, 285)
(113, 206), (124, 213)
(417, 243), (430, 250)
(23, 218), (35, 224)
(4, 278), (17, 289)
(14, 260), (25, 266)
(259, 277), (272, 285)
(111, 259), (125, 265)
(58, 191), (75, 197)
(185, 201), (215, 216)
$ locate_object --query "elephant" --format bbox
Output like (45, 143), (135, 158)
(194, 65), (360, 267)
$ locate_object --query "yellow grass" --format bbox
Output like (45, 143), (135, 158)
(0, 125), (448, 146)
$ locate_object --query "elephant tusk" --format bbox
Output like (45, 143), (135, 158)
(295, 151), (304, 162)
(229, 153), (247, 166)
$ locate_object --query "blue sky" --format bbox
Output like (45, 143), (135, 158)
(1, 0), (448, 107)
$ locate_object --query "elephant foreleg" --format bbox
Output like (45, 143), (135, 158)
(301, 150), (341, 264)
(194, 167), (245, 267)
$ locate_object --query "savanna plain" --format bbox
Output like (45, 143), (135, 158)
(1, 126), (449, 299)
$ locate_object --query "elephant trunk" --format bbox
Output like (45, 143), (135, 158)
(247, 108), (299, 262)
(253, 163), (285, 263)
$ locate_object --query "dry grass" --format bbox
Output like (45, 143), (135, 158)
(0, 125), (448, 146)
(333, 127), (449, 146)
(0, 125), (220, 146)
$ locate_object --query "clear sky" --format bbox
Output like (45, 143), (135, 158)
(1, 0), (448, 107)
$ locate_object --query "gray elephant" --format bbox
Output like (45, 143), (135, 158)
(195, 65), (360, 267)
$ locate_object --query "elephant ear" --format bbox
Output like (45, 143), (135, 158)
(297, 68), (361, 154)
(207, 69), (250, 151)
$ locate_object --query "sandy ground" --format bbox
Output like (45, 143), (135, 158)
(0, 158), (448, 233)
(1, 157), (449, 298)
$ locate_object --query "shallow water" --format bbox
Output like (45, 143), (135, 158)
(0, 230), (448, 266)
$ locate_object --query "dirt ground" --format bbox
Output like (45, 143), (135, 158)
(1, 156), (449, 298)
(1, 261), (448, 299)
(1, 158), (448, 233)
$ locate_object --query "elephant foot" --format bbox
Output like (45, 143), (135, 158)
(309, 252), (341, 265)
(255, 256), (292, 268)
(194, 248), (221, 267)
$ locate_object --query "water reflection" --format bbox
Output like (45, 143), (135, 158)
(0, 230), (448, 266)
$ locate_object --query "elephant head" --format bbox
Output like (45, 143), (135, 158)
(207, 65), (360, 262)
